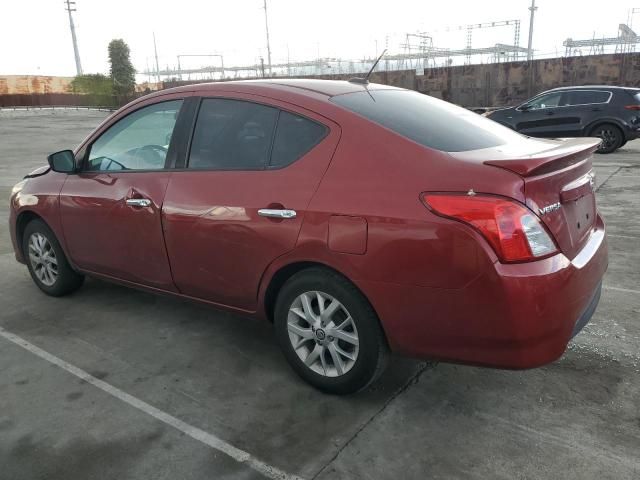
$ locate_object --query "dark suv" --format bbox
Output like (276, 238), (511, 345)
(487, 86), (640, 153)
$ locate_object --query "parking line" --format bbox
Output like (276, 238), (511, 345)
(603, 285), (640, 295)
(0, 326), (304, 480)
(606, 234), (640, 239)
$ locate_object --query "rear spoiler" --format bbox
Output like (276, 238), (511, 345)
(483, 138), (601, 177)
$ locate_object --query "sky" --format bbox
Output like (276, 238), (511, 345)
(2, 0), (639, 78)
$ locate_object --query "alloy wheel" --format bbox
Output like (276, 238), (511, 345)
(28, 232), (58, 286)
(596, 128), (617, 151)
(287, 291), (359, 377)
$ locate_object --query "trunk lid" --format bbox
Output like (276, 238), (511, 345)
(451, 137), (600, 260)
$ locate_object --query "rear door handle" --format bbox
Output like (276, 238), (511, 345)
(126, 198), (151, 207)
(258, 208), (297, 219)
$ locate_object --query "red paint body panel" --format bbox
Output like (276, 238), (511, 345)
(328, 216), (367, 255)
(162, 91), (341, 310)
(59, 172), (176, 290)
(9, 79), (609, 371)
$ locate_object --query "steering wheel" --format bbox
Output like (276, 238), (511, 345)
(92, 156), (128, 171)
(134, 144), (168, 168)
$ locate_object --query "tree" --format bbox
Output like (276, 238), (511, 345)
(69, 74), (112, 96)
(108, 39), (136, 98)
(68, 74), (116, 107)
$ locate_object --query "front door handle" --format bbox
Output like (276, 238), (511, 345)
(126, 198), (151, 207)
(258, 208), (297, 219)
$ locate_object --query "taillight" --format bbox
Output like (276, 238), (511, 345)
(422, 194), (558, 263)
(624, 105), (640, 110)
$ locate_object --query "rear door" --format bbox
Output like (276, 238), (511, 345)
(60, 96), (187, 290)
(562, 89), (613, 136)
(162, 94), (340, 311)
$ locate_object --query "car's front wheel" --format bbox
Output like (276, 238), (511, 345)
(274, 267), (388, 394)
(22, 219), (84, 296)
(591, 123), (623, 154)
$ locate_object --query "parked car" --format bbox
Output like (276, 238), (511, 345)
(9, 80), (608, 394)
(486, 86), (640, 153)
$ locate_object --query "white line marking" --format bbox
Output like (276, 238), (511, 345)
(0, 326), (303, 480)
(607, 234), (640, 239)
(603, 285), (640, 295)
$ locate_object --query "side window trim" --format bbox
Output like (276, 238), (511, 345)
(267, 111), (329, 169)
(183, 96), (330, 172)
(565, 90), (613, 107)
(81, 98), (185, 173)
(517, 90), (613, 111)
(169, 96), (200, 169)
(517, 92), (563, 111)
(186, 97), (278, 171)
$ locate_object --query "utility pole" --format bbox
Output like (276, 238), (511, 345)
(527, 0), (537, 62)
(262, 0), (273, 76)
(527, 0), (538, 97)
(64, 0), (83, 75)
(153, 33), (161, 85)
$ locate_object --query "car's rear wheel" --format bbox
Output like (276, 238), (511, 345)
(591, 123), (623, 154)
(274, 267), (388, 394)
(22, 219), (84, 296)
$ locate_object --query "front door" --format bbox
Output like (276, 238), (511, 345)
(515, 91), (569, 137)
(60, 98), (184, 290)
(162, 95), (340, 311)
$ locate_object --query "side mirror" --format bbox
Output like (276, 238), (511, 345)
(47, 150), (76, 173)
(519, 104), (533, 112)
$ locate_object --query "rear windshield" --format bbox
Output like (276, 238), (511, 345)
(331, 89), (523, 152)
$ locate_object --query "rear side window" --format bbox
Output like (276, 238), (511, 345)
(331, 89), (522, 152)
(270, 111), (327, 168)
(566, 90), (611, 106)
(189, 99), (278, 170)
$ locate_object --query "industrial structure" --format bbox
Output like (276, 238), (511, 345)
(142, 11), (640, 83)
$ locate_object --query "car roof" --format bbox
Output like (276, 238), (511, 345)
(544, 85), (639, 93)
(145, 78), (401, 102)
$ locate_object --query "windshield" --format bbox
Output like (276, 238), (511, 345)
(331, 89), (524, 152)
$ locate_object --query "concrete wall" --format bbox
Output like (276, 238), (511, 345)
(298, 53), (640, 107)
(3, 53), (640, 108)
(413, 53), (640, 107)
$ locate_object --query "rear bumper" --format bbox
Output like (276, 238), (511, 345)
(362, 214), (608, 369)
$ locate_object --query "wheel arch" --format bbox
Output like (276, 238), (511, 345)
(586, 119), (626, 137)
(263, 261), (343, 323)
(261, 260), (382, 333)
(15, 210), (45, 258)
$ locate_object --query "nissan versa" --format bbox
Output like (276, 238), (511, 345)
(9, 80), (608, 394)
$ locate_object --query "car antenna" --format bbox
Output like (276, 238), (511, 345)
(349, 49), (387, 85)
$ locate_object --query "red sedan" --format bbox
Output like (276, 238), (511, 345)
(9, 80), (608, 394)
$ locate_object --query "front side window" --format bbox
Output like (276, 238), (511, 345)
(189, 99), (278, 170)
(566, 90), (611, 106)
(86, 100), (182, 171)
(525, 92), (563, 110)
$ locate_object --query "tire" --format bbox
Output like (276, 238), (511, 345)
(274, 267), (388, 395)
(22, 219), (84, 297)
(591, 123), (623, 154)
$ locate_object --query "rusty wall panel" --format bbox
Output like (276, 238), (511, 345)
(2, 53), (639, 108)
(0, 76), (74, 95)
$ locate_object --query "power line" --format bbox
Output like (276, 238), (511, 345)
(64, 0), (83, 75)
